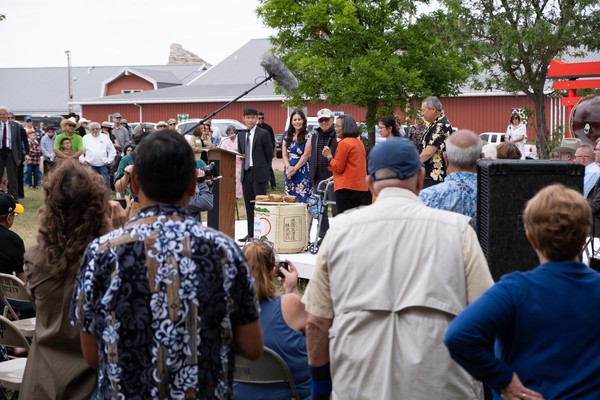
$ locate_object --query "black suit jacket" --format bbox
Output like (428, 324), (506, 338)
(4, 121), (27, 164)
(238, 126), (273, 183)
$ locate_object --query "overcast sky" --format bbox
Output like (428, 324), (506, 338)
(1, 0), (275, 68)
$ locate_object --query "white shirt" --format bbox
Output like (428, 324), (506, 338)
(246, 126), (256, 168)
(82, 133), (116, 166)
(0, 121), (12, 149)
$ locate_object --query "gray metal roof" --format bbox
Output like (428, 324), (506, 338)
(0, 64), (208, 115)
(78, 39), (278, 104)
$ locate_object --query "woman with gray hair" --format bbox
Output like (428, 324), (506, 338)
(322, 115), (371, 213)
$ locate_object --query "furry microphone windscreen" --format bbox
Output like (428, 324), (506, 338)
(260, 52), (299, 93)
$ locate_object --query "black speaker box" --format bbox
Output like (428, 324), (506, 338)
(477, 160), (584, 281)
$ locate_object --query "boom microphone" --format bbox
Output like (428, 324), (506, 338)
(181, 52), (299, 136)
(260, 52), (299, 93)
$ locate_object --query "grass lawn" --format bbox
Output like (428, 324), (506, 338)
(13, 169), (288, 252)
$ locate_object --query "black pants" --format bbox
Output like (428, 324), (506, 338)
(18, 161), (25, 198)
(0, 150), (18, 199)
(334, 189), (371, 214)
(242, 168), (268, 237)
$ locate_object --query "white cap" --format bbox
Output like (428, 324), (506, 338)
(317, 108), (333, 119)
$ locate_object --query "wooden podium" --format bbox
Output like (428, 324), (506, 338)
(207, 148), (237, 238)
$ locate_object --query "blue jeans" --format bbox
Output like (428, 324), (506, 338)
(24, 163), (42, 187)
(90, 164), (110, 194)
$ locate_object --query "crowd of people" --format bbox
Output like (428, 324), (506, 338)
(2, 98), (600, 400)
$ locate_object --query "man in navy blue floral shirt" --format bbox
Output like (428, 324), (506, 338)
(419, 129), (482, 231)
(70, 130), (263, 400)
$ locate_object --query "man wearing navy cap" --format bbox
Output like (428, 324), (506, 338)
(0, 193), (25, 280)
(302, 138), (493, 399)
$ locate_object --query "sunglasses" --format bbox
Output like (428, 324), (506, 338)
(157, 125), (167, 128)
(67, 124), (76, 128)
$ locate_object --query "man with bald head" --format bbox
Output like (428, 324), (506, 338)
(419, 129), (483, 230)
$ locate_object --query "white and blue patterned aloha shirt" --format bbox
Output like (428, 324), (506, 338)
(70, 204), (259, 400)
(419, 172), (478, 231)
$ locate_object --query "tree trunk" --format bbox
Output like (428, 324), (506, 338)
(365, 100), (378, 152)
(527, 91), (550, 159)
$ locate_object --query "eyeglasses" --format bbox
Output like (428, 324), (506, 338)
(168, 123), (176, 126)
(91, 128), (100, 131)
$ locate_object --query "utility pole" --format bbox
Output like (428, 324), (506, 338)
(65, 50), (73, 114)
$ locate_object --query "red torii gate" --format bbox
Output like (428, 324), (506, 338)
(547, 59), (600, 137)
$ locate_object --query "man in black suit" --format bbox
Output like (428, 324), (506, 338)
(0, 107), (27, 200)
(238, 108), (273, 241)
(257, 111), (277, 190)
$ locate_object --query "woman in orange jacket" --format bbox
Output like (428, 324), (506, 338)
(322, 115), (371, 214)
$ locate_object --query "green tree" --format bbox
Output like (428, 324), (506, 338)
(257, 0), (477, 148)
(443, 0), (600, 158)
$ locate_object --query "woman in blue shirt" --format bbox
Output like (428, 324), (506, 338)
(234, 239), (311, 399)
(445, 184), (600, 400)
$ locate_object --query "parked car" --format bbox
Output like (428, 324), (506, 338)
(29, 115), (64, 130)
(479, 132), (538, 159)
(129, 122), (156, 132)
(177, 118), (247, 146)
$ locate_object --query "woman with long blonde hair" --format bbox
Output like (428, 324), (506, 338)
(234, 239), (311, 399)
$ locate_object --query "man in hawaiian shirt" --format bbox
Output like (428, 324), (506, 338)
(419, 129), (482, 231)
(70, 130), (263, 399)
(419, 96), (454, 188)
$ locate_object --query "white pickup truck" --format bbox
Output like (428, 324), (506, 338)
(479, 132), (538, 159)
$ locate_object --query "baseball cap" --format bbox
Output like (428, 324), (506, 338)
(368, 138), (422, 180)
(113, 112), (122, 118)
(79, 118), (90, 124)
(24, 115), (32, 122)
(317, 109), (333, 120)
(0, 193), (24, 215)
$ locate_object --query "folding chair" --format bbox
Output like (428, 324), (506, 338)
(234, 346), (301, 400)
(0, 315), (30, 399)
(0, 274), (36, 338)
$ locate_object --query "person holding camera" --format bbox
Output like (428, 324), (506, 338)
(187, 159), (214, 223)
(234, 239), (311, 400)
